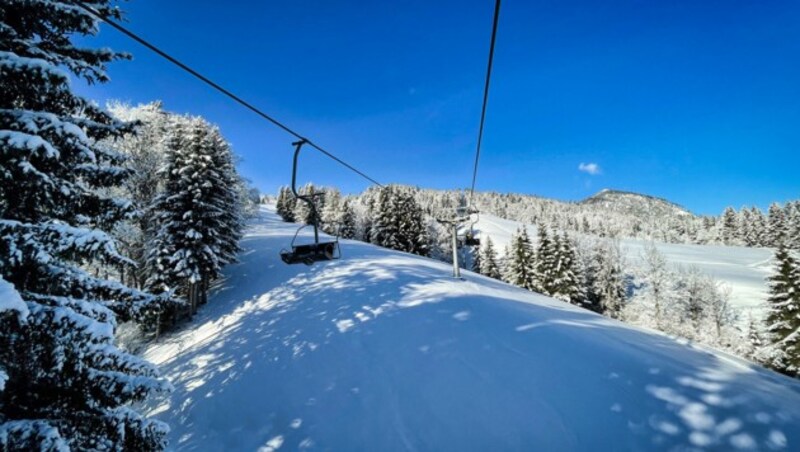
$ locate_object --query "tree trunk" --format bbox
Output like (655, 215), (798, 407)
(201, 274), (209, 305)
(155, 310), (161, 341)
(191, 282), (198, 315)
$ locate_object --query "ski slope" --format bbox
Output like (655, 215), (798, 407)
(144, 206), (800, 451)
(472, 214), (773, 315)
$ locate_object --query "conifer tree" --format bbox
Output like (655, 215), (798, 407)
(764, 242), (800, 375)
(338, 199), (357, 239)
(201, 125), (244, 301)
(533, 224), (555, 294)
(737, 208), (752, 246)
(751, 207), (768, 247)
(292, 183), (317, 225)
(591, 240), (627, 318)
(286, 186), (298, 222)
(321, 188), (342, 235)
(147, 120), (207, 308)
(369, 186), (429, 256)
(551, 233), (584, 305)
(478, 236), (502, 279)
(395, 190), (430, 257)
(370, 186), (399, 248)
(721, 207), (739, 245)
(767, 203), (787, 247)
(676, 266), (710, 339)
(0, 1), (169, 448)
(147, 117), (244, 315)
(788, 201), (800, 250)
(471, 244), (482, 273)
(503, 227), (537, 290)
(276, 186), (296, 222)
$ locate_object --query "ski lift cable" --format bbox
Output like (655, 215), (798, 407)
(468, 0), (502, 207)
(75, 1), (384, 188)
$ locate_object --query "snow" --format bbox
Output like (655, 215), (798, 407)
(0, 51), (69, 83)
(0, 276), (27, 320)
(145, 206), (800, 450)
(472, 213), (772, 316)
(0, 130), (59, 159)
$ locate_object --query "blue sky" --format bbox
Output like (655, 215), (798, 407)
(75, 0), (800, 215)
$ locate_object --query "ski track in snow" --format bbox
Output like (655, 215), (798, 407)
(472, 214), (773, 316)
(145, 206), (800, 451)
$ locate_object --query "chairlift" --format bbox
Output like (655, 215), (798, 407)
(280, 140), (341, 265)
(461, 206), (481, 247)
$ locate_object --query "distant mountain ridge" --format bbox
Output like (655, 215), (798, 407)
(391, 185), (706, 244)
(579, 188), (695, 219)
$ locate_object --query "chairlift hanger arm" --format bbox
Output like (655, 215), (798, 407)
(290, 139), (321, 244)
(290, 140), (322, 209)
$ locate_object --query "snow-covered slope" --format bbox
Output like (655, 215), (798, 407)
(144, 206), (800, 451)
(580, 189), (694, 219)
(473, 214), (772, 315)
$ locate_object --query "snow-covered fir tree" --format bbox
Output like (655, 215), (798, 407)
(763, 243), (800, 375)
(503, 227), (537, 290)
(788, 201), (800, 249)
(0, 1), (169, 448)
(370, 186), (400, 248)
(550, 232), (585, 305)
(471, 243), (482, 273)
(369, 186), (429, 256)
(395, 189), (430, 257)
(338, 199), (357, 239)
(321, 188), (342, 235)
(147, 117), (244, 317)
(721, 207), (739, 245)
(585, 240), (628, 318)
(533, 224), (555, 294)
(478, 236), (502, 279)
(292, 183), (318, 225)
(767, 203), (787, 247)
(202, 124), (245, 300)
(745, 313), (767, 363)
(276, 186), (296, 222)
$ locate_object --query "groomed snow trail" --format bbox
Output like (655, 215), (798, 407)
(145, 207), (800, 451)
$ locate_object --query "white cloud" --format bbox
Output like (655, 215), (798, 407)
(578, 162), (602, 175)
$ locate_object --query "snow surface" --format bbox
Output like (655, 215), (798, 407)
(0, 277), (27, 319)
(472, 214), (773, 316)
(145, 206), (800, 451)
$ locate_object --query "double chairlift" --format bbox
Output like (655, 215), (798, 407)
(280, 140), (341, 265)
(279, 141), (481, 271)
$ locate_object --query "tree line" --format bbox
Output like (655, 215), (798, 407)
(405, 186), (800, 249)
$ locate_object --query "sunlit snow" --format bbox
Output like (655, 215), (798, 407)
(144, 206), (800, 450)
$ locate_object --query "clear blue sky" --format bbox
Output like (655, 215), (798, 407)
(75, 0), (800, 215)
